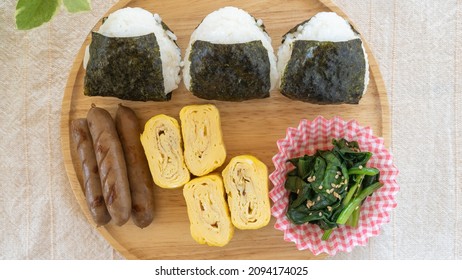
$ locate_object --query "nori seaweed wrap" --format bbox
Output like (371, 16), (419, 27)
(83, 7), (181, 102)
(278, 12), (369, 104)
(85, 32), (167, 101)
(188, 40), (271, 101)
(183, 7), (278, 102)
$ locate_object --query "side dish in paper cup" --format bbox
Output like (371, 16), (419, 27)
(269, 116), (399, 255)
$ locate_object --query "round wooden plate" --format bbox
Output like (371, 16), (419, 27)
(61, 0), (390, 259)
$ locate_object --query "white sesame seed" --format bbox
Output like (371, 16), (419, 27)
(335, 175), (339, 179)
(319, 186), (323, 190)
(306, 200), (314, 208)
(359, 165), (363, 169)
(318, 212), (322, 217)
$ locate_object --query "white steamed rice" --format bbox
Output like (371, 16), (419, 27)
(83, 7), (181, 94)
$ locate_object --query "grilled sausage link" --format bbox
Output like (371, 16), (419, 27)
(71, 119), (111, 226)
(87, 105), (131, 226)
(116, 104), (155, 228)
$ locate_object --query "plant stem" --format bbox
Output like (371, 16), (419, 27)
(336, 182), (383, 225)
(348, 167), (379, 176)
(322, 229), (333, 241)
(350, 208), (360, 227)
(343, 174), (365, 206)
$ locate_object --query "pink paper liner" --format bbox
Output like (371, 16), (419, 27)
(269, 116), (399, 256)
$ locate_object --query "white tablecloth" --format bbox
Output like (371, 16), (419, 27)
(1, 0), (461, 259)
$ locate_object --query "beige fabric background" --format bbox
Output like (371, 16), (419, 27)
(0, 0), (461, 259)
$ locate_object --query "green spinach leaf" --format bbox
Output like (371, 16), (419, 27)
(284, 138), (383, 240)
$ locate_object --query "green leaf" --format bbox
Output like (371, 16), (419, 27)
(15, 0), (61, 30)
(63, 0), (91, 13)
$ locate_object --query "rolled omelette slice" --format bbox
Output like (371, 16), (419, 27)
(179, 104), (226, 176)
(140, 114), (190, 188)
(183, 174), (234, 247)
(222, 155), (270, 229)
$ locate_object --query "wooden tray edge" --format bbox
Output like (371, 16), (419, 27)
(320, 0), (391, 147)
(59, 0), (391, 260)
(59, 0), (139, 260)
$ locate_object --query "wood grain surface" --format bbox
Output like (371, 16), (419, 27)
(60, 0), (390, 259)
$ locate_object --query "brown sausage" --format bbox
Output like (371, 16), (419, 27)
(116, 104), (155, 228)
(70, 119), (111, 226)
(87, 105), (131, 226)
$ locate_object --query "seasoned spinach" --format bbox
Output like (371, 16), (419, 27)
(285, 138), (382, 240)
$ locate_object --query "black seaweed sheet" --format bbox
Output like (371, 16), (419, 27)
(280, 39), (366, 104)
(84, 32), (169, 101)
(189, 40), (271, 101)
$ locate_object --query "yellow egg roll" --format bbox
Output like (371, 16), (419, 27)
(140, 114), (190, 189)
(179, 104), (226, 176)
(183, 174), (234, 247)
(222, 155), (270, 229)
